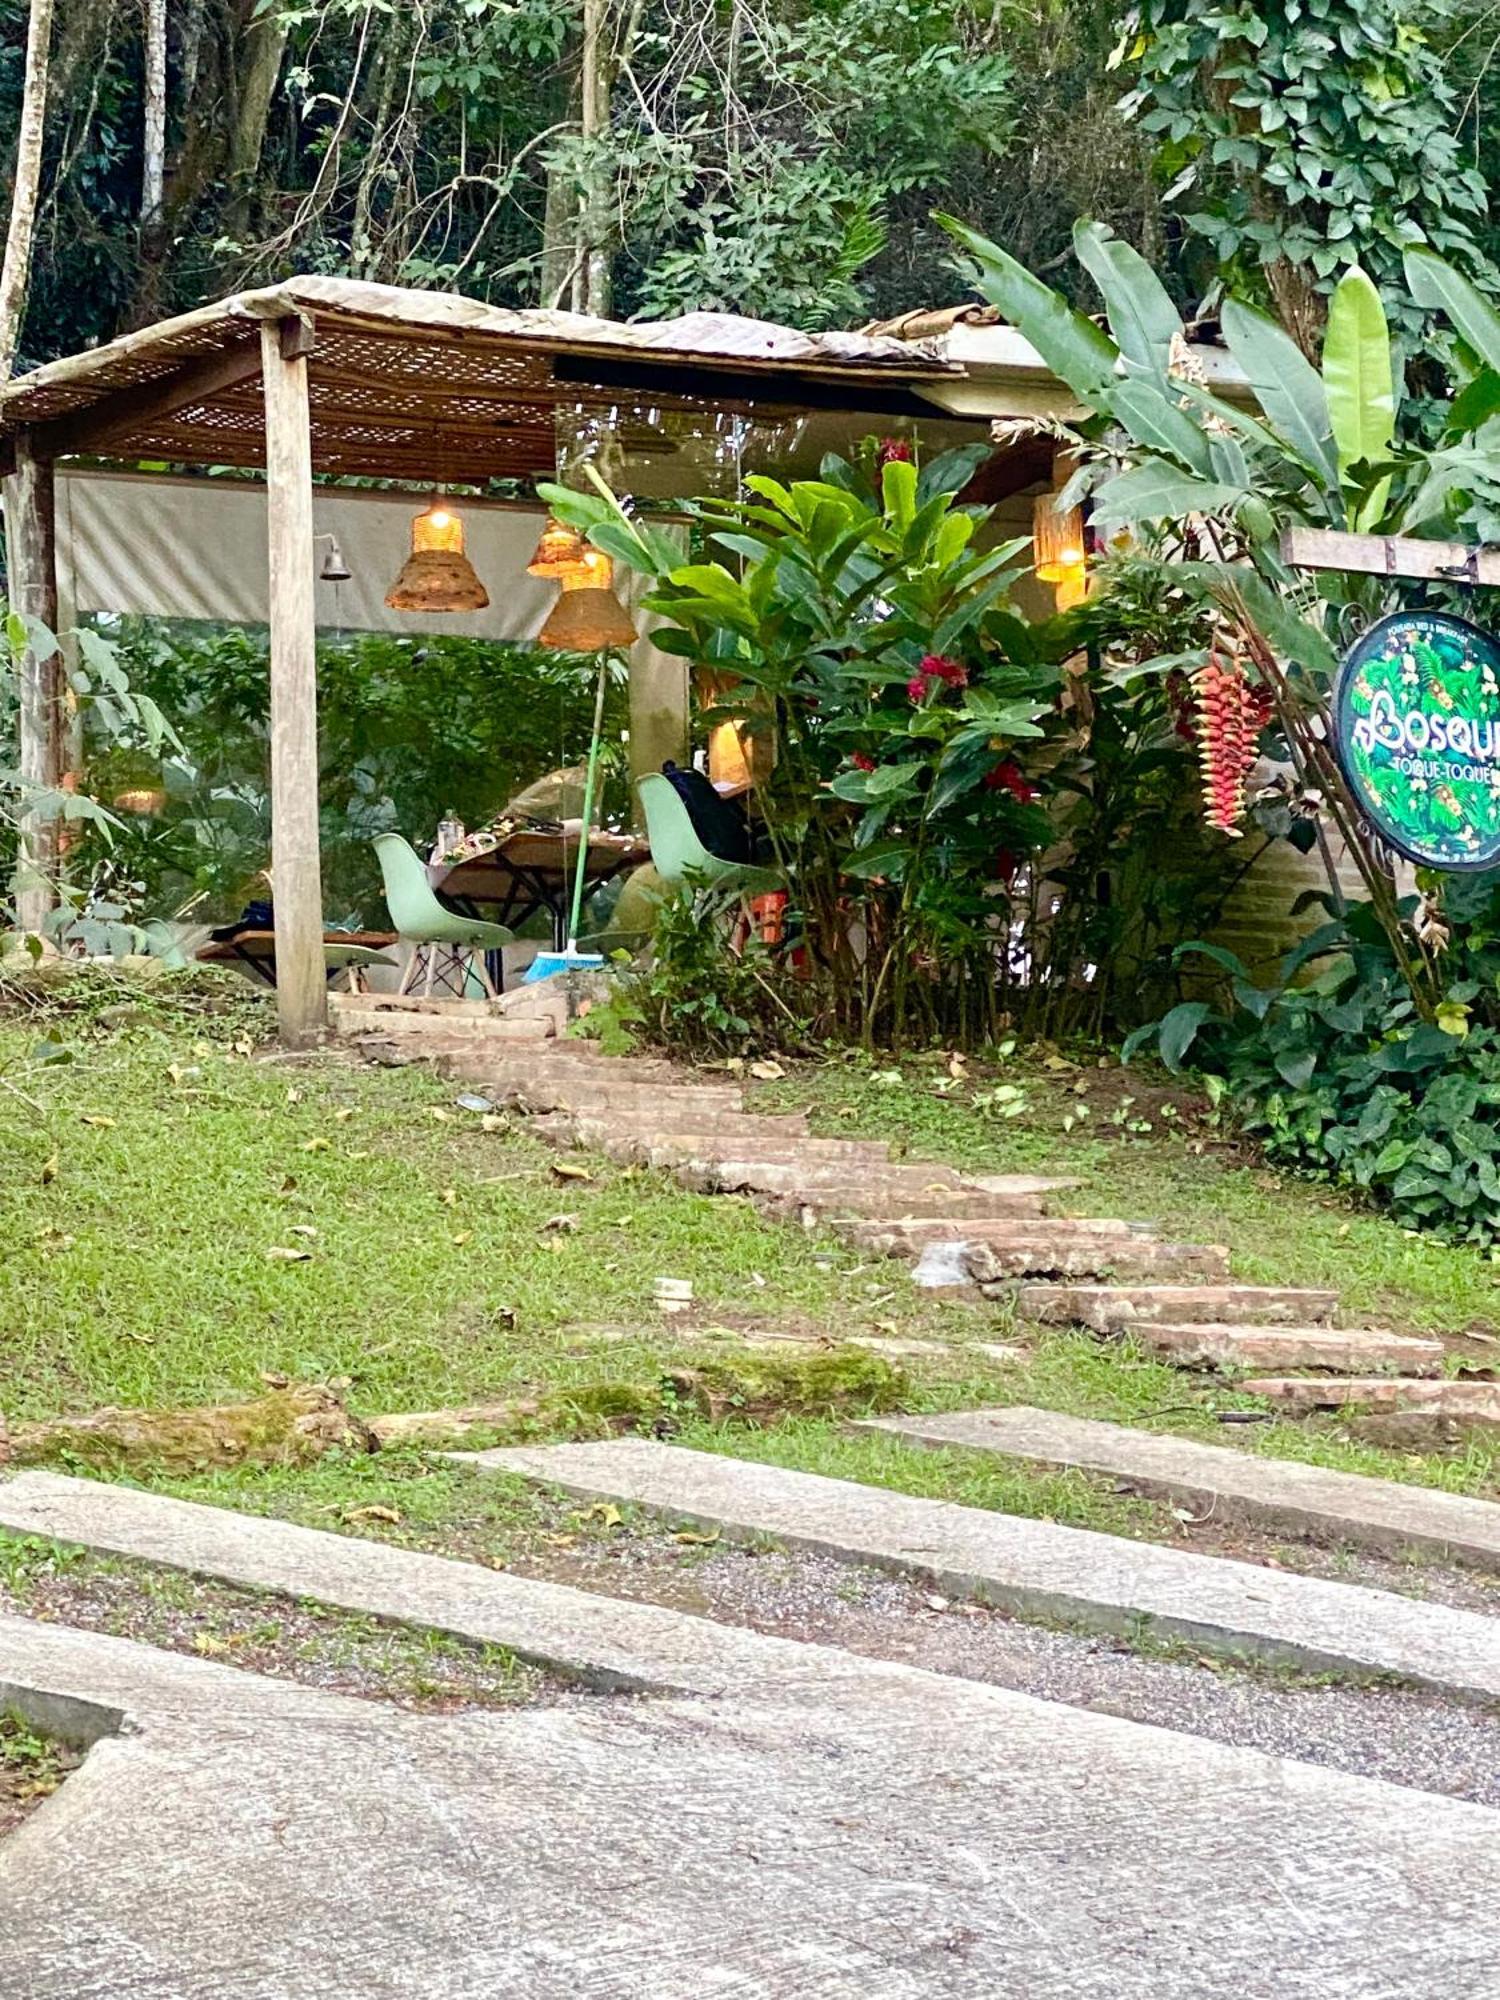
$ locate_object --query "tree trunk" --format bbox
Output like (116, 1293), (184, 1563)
(576, 0), (612, 317)
(0, 0), (56, 377)
(141, 0), (168, 224)
(226, 0), (288, 226)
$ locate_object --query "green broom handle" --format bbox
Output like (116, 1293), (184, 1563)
(566, 648), (613, 949)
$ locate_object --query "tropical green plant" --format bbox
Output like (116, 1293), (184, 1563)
(940, 214), (1500, 1021)
(1116, 0), (1493, 351)
(1126, 900), (1500, 1243)
(541, 447), (1064, 1046)
(2, 608), (178, 955)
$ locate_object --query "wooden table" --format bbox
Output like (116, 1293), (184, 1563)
(197, 929), (398, 988)
(430, 828), (649, 952)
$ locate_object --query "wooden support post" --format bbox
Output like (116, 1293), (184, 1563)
(261, 316), (326, 1046)
(3, 429), (65, 936)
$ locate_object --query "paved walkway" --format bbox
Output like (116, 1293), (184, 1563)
(478, 1438), (1500, 1700)
(858, 1405), (1500, 1570)
(6, 1609), (1500, 1998)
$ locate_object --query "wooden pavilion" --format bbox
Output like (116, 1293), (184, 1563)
(0, 277), (970, 1045)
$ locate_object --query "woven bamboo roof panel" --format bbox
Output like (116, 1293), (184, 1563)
(0, 276), (955, 482)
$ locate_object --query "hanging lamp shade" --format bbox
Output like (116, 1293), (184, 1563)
(526, 516), (590, 577)
(385, 498), (489, 612)
(1032, 488), (1087, 584)
(537, 561), (638, 650)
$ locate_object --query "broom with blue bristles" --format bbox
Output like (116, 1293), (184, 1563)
(523, 647), (614, 982)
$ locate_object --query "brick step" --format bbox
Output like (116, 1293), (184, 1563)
(1244, 1376), (1500, 1419)
(1014, 1283), (1340, 1331)
(349, 1019), (555, 1051)
(690, 1160), (1058, 1211)
(842, 1216), (1141, 1256)
(970, 1236), (1232, 1282)
(1137, 1323), (1444, 1377)
(455, 1081), (747, 1122)
(438, 1053), (726, 1095)
(536, 1116), (879, 1157)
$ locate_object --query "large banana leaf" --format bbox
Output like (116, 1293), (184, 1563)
(1072, 220), (1182, 380)
(1404, 247), (1500, 377)
(1108, 379), (1215, 476)
(1220, 299), (1338, 488)
(1090, 461), (1245, 528)
(937, 213), (1118, 401)
(1322, 267), (1394, 528)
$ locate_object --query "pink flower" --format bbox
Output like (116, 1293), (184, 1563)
(919, 653), (968, 688)
(877, 438), (914, 466)
(906, 676), (929, 703)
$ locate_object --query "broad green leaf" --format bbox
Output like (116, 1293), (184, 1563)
(1220, 298), (1337, 486)
(1108, 380), (1215, 475)
(1072, 220), (1182, 378)
(1090, 463), (1245, 528)
(1322, 267), (1394, 528)
(1404, 247), (1500, 376)
(937, 213), (1118, 401)
(1158, 1000), (1216, 1071)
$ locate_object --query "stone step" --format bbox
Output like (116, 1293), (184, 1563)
(854, 1405), (1500, 1572)
(843, 1215), (1140, 1252)
(970, 1237), (1233, 1284)
(458, 1081), (748, 1122)
(1136, 1323), (1445, 1377)
(1244, 1377), (1500, 1421)
(349, 1016), (554, 1047)
(1014, 1282), (1340, 1331)
(535, 1116), (873, 1158)
(473, 1438), (1500, 1703)
(693, 1163), (1058, 1218)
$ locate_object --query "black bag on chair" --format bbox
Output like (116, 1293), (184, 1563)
(661, 762), (755, 864)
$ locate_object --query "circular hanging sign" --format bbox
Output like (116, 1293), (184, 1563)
(1333, 609), (1500, 871)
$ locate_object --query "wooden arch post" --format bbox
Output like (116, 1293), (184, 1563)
(261, 315), (326, 1046)
(4, 427), (66, 936)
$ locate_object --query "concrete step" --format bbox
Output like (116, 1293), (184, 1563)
(473, 1437), (1500, 1703)
(970, 1237), (1232, 1284)
(1136, 1323), (1445, 1377)
(1244, 1377), (1500, 1421)
(1014, 1283), (1341, 1331)
(349, 1017), (554, 1047)
(855, 1405), (1500, 1571)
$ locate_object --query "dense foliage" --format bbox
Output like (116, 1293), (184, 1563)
(1118, 0), (1493, 349)
(72, 624), (623, 927)
(1132, 893), (1500, 1244)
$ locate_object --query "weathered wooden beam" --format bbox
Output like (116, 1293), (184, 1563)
(260, 318), (326, 1047)
(34, 339), (265, 460)
(3, 430), (66, 935)
(1281, 526), (1500, 587)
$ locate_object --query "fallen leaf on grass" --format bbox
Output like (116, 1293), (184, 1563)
(299, 1137), (331, 1153)
(551, 1160), (594, 1181)
(334, 1107), (355, 1123)
(191, 1632), (245, 1658)
(480, 1114), (506, 1134)
(537, 1531), (578, 1548)
(440, 1187), (458, 1207)
(748, 1059), (784, 1080)
(672, 1527), (721, 1547)
(289, 1224), (319, 1239)
(541, 1212), (580, 1233)
(265, 1245), (313, 1262)
(39, 1152), (59, 1184)
(450, 1231), (474, 1246)
(429, 1107), (454, 1122)
(342, 1504), (402, 1526)
(285, 1086), (302, 1105)
(579, 1502), (623, 1529)
(80, 1114), (116, 1129)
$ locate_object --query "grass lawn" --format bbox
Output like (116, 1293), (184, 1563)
(2, 973), (1497, 1557)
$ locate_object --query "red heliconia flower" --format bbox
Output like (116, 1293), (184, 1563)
(877, 437), (915, 466)
(984, 759), (1039, 803)
(906, 675), (929, 703)
(1192, 646), (1264, 837)
(850, 751), (876, 772)
(919, 652), (967, 688)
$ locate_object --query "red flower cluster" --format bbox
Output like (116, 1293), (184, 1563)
(850, 751), (876, 772)
(906, 653), (968, 702)
(1193, 650), (1267, 837)
(984, 759), (1039, 803)
(877, 437), (915, 466)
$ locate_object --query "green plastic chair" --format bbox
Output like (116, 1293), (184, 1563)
(372, 833), (514, 999)
(635, 775), (782, 898)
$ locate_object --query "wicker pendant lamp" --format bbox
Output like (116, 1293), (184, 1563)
(537, 549), (637, 650)
(525, 516), (590, 577)
(1031, 486), (1086, 583)
(385, 497), (489, 612)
